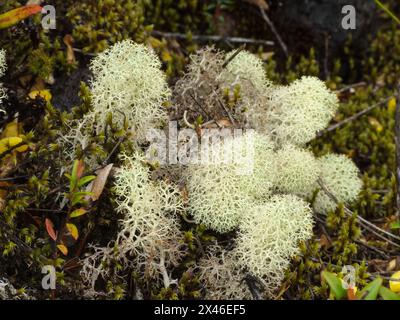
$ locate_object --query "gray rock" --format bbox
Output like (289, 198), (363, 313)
(274, 0), (377, 52)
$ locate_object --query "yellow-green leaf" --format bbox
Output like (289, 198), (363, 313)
(1, 121), (19, 138)
(70, 208), (88, 218)
(0, 137), (28, 153)
(77, 175), (96, 188)
(389, 271), (400, 293)
(391, 221), (400, 230)
(388, 97), (397, 115)
(28, 89), (52, 102)
(379, 286), (400, 300)
(358, 277), (382, 300)
(57, 244), (68, 256)
(66, 223), (79, 241)
(368, 117), (383, 133)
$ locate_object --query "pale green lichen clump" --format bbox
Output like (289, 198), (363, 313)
(237, 132), (276, 200)
(274, 144), (320, 195)
(173, 48), (274, 129)
(314, 154), (363, 213)
(0, 50), (6, 77)
(81, 153), (184, 293)
(185, 158), (252, 233)
(185, 132), (275, 233)
(0, 50), (7, 113)
(221, 50), (273, 130)
(73, 42), (362, 299)
(114, 153), (183, 248)
(197, 245), (251, 300)
(234, 195), (314, 293)
(113, 153), (184, 278)
(89, 40), (170, 140)
(221, 50), (272, 92)
(59, 40), (170, 163)
(267, 76), (339, 145)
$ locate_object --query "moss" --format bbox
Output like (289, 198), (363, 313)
(143, 0), (213, 34)
(67, 0), (150, 54)
(0, 0), (399, 301)
(326, 205), (361, 266)
(271, 19), (399, 297)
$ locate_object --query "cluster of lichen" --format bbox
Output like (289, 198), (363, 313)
(54, 42), (361, 299)
(0, 49), (6, 113)
(173, 46), (364, 298)
(0, 0), (399, 301)
(261, 10), (399, 299)
(0, 42), (366, 296)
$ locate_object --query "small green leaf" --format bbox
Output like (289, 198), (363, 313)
(390, 221), (400, 230)
(379, 286), (400, 300)
(70, 208), (88, 218)
(77, 175), (96, 188)
(70, 160), (79, 192)
(321, 271), (347, 300)
(72, 191), (93, 206)
(358, 277), (382, 300)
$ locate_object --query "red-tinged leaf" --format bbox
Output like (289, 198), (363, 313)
(76, 159), (85, 180)
(347, 287), (357, 300)
(0, 5), (42, 29)
(45, 218), (57, 241)
(57, 244), (68, 256)
(70, 208), (88, 218)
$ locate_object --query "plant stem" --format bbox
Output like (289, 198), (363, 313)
(374, 0), (400, 25)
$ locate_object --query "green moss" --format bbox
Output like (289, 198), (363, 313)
(0, 0), (399, 300)
(144, 0), (211, 34)
(67, 0), (150, 53)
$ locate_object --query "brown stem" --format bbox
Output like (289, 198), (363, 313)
(151, 30), (274, 47)
(316, 97), (392, 137)
(259, 8), (289, 58)
(317, 178), (400, 247)
(222, 44), (246, 69)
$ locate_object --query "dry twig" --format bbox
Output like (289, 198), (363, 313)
(258, 7), (289, 58)
(316, 97), (392, 137)
(151, 30), (274, 47)
(317, 178), (400, 248)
